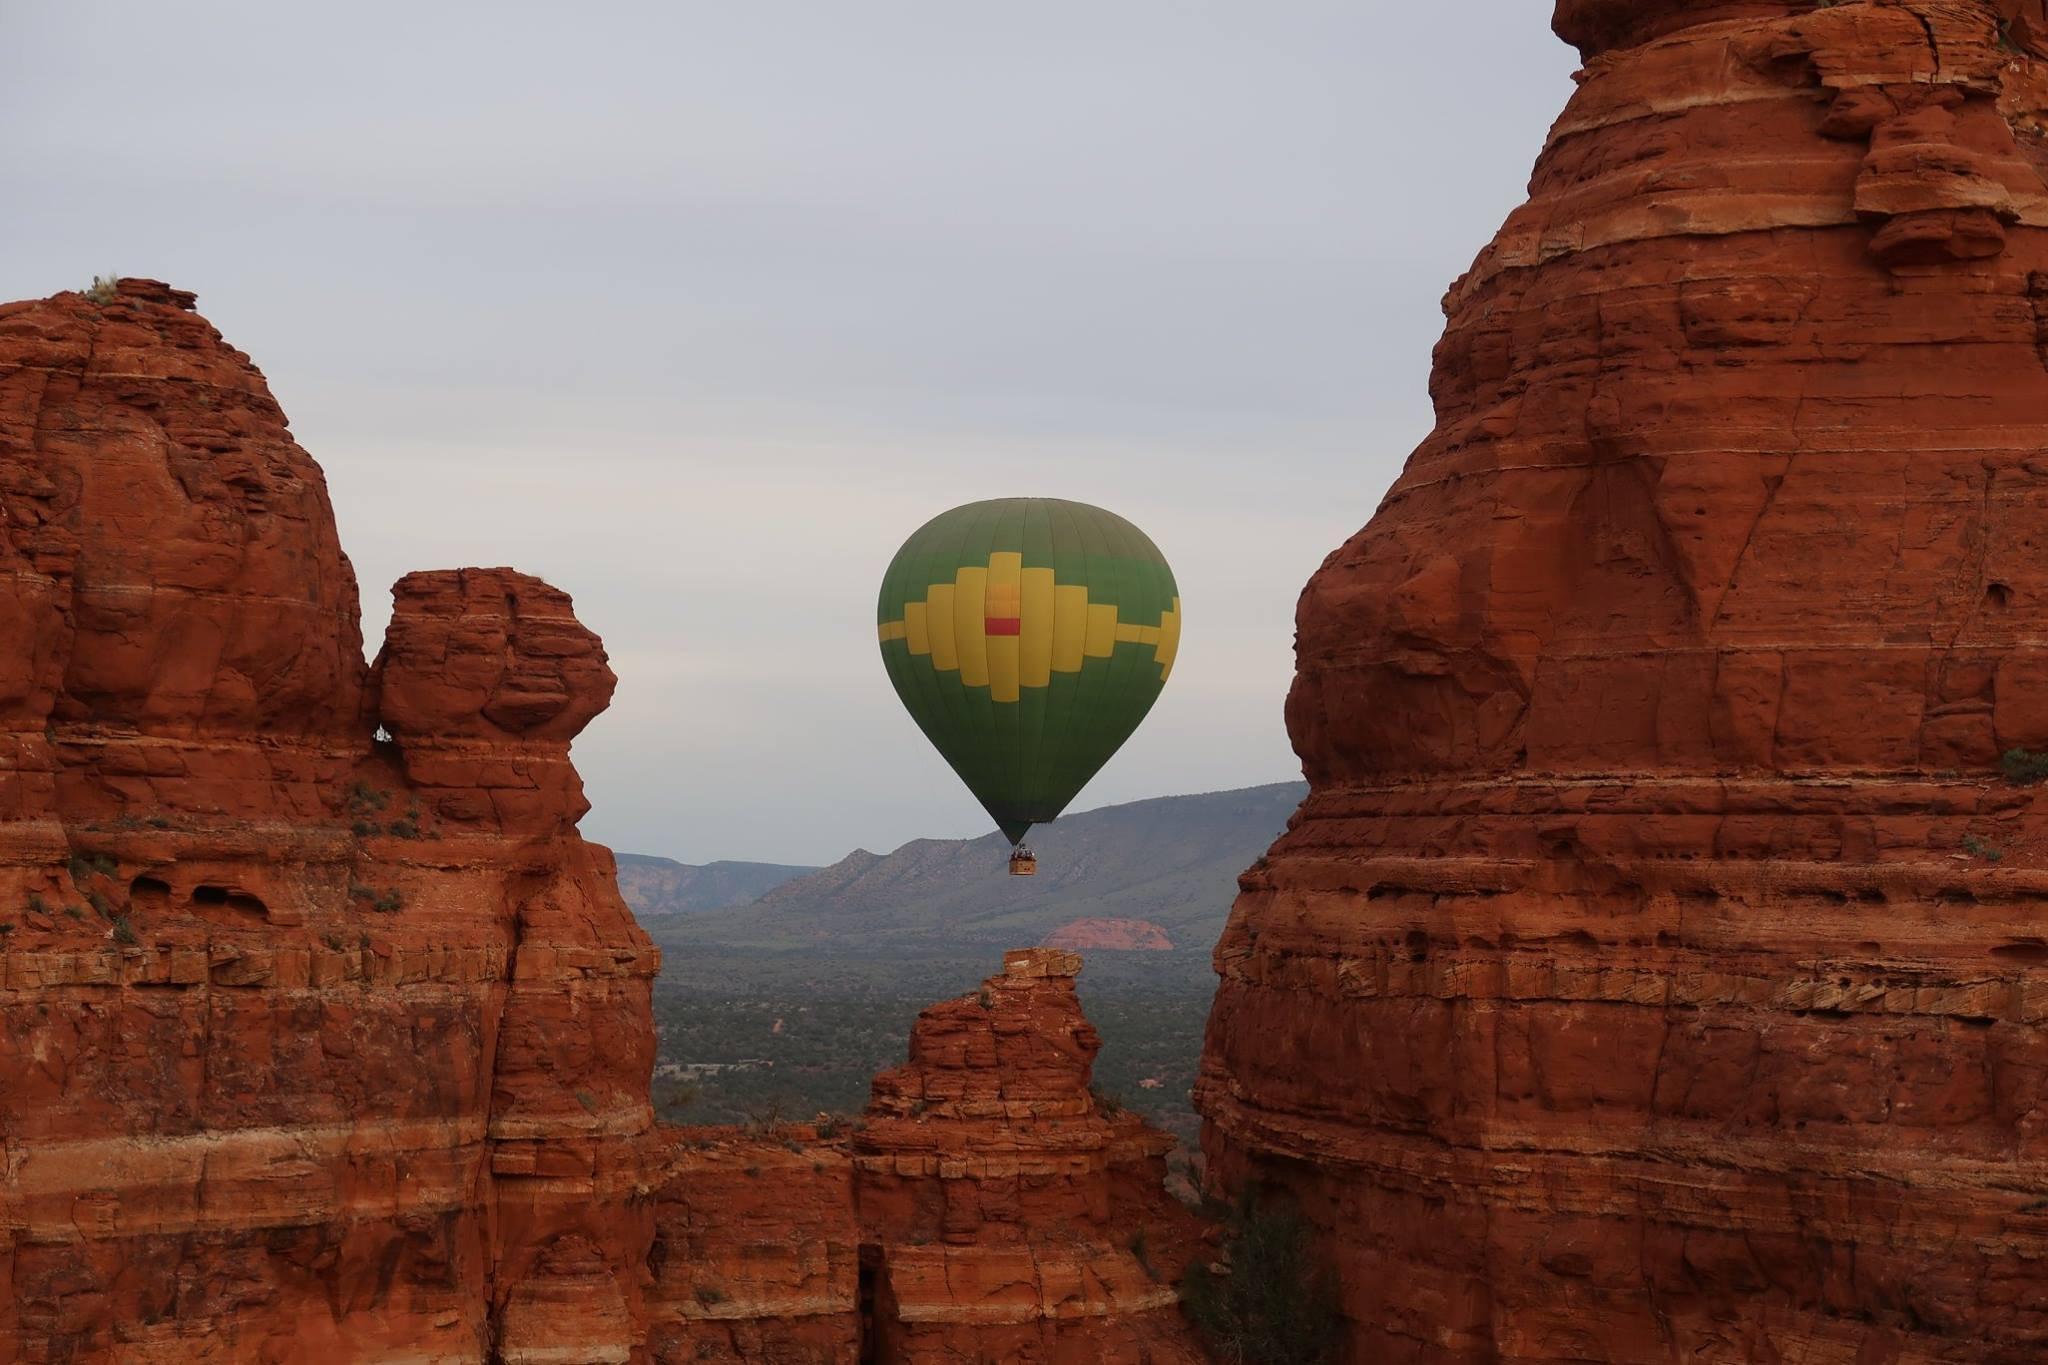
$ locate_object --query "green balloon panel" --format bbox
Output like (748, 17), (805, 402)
(877, 498), (1180, 844)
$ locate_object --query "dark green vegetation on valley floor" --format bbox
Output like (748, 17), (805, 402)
(632, 783), (1305, 1151)
(651, 948), (1217, 1151)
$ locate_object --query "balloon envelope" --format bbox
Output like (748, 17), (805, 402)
(876, 498), (1180, 845)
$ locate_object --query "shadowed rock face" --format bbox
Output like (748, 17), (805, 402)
(0, 281), (1200, 1364)
(1200, 3), (2048, 1362)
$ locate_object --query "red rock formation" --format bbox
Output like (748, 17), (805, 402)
(641, 954), (1209, 1364)
(1043, 917), (1175, 951)
(1199, 3), (2048, 1361)
(646, 1128), (862, 1363)
(0, 279), (654, 1363)
(0, 279), (1200, 1361)
(853, 949), (1206, 1364)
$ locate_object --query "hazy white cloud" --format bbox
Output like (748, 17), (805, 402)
(4, 1), (1579, 862)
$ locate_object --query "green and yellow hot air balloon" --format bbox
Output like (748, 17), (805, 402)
(876, 498), (1180, 872)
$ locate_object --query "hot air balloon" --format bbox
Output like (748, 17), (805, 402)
(876, 498), (1180, 874)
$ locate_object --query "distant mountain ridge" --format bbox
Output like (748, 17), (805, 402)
(614, 855), (818, 916)
(653, 782), (1306, 952)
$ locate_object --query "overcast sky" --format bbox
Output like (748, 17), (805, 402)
(4, 3), (1579, 865)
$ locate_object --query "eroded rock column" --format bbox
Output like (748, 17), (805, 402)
(854, 949), (1206, 1364)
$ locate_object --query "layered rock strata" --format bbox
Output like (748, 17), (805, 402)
(0, 279), (658, 1364)
(646, 952), (1208, 1365)
(0, 281), (1199, 1360)
(852, 948), (1205, 1365)
(646, 1127), (862, 1364)
(1198, 3), (2048, 1362)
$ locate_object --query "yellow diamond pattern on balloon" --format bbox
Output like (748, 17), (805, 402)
(878, 551), (1180, 703)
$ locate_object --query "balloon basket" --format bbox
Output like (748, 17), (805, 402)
(1008, 848), (1038, 877)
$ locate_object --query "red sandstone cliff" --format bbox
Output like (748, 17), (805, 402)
(0, 279), (658, 1363)
(1199, 3), (2048, 1361)
(0, 279), (1199, 1361)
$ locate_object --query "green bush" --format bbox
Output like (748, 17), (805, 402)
(1181, 1193), (1341, 1365)
(110, 915), (138, 946)
(84, 274), (119, 305)
(2002, 748), (2048, 785)
(1963, 834), (2005, 863)
(346, 781), (390, 812)
(351, 883), (403, 913)
(391, 801), (425, 839)
(68, 853), (116, 885)
(657, 1081), (701, 1118)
